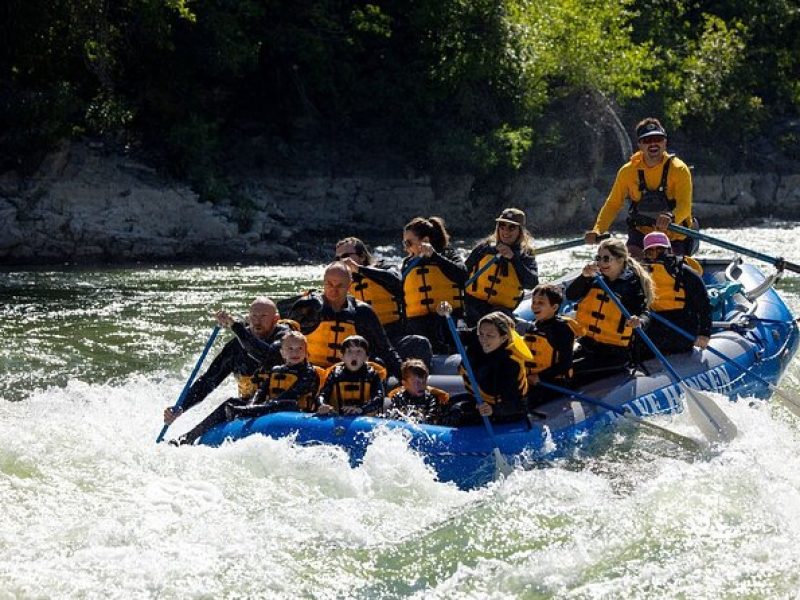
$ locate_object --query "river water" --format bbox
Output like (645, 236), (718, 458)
(2, 223), (800, 599)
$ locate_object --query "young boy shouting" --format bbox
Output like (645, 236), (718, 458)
(317, 335), (386, 416)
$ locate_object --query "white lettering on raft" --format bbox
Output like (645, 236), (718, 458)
(656, 365), (733, 408)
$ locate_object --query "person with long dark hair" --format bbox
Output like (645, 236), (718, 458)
(400, 216), (467, 352)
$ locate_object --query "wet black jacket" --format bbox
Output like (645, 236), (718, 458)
(181, 322), (290, 412)
(288, 293), (402, 378)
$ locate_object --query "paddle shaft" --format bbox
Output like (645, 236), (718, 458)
(667, 223), (800, 273)
(465, 236), (597, 288)
(464, 255), (500, 287)
(592, 275), (684, 383)
(649, 312), (795, 399)
(536, 380), (701, 449)
(156, 325), (221, 443)
(401, 256), (422, 279)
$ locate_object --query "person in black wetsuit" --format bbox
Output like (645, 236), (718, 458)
(316, 335), (386, 416)
(287, 262), (405, 379)
(169, 330), (322, 445)
(439, 310), (531, 426)
(400, 216), (468, 353)
(640, 231), (711, 357)
(382, 358), (450, 422)
(520, 284), (579, 410)
(163, 297), (291, 430)
(464, 207), (539, 326)
(334, 236), (432, 366)
(565, 238), (654, 384)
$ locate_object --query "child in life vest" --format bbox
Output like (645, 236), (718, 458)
(170, 331), (320, 445)
(383, 358), (450, 422)
(231, 330), (323, 418)
(317, 335), (386, 416)
(520, 284), (579, 411)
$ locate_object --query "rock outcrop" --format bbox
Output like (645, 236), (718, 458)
(1, 140), (797, 264)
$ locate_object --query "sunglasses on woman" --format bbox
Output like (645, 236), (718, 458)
(335, 252), (359, 260)
(594, 254), (615, 263)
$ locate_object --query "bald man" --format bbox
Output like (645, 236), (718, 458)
(163, 297), (291, 428)
(288, 263), (406, 378)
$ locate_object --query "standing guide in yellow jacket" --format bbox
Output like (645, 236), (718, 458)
(585, 117), (696, 258)
(464, 207), (539, 326)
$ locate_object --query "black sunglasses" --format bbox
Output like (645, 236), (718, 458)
(594, 254), (615, 263)
(335, 252), (359, 260)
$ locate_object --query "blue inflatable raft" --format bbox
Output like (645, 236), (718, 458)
(199, 259), (799, 489)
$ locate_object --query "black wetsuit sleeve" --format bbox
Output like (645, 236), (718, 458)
(430, 247), (468, 284)
(357, 264), (402, 296)
(536, 322), (575, 381)
(511, 250), (539, 289)
(181, 339), (237, 412)
(361, 371), (387, 414)
(683, 266), (713, 337)
(498, 359), (525, 404)
(565, 275), (593, 301)
(272, 365), (321, 401)
(287, 296), (324, 335)
(230, 322), (284, 366)
(355, 304), (402, 378)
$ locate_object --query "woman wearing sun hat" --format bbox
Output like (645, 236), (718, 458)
(463, 207), (539, 326)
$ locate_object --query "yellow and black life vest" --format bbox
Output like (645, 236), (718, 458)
(267, 365), (326, 412)
(236, 370), (269, 400)
(350, 276), (401, 325)
(306, 319), (358, 368)
(647, 262), (687, 312)
(523, 317), (581, 376)
(466, 254), (524, 309)
(575, 287), (634, 347)
(460, 332), (531, 404)
(324, 368), (380, 412)
(403, 262), (462, 318)
(682, 256), (703, 275)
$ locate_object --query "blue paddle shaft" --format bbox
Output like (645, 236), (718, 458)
(444, 315), (499, 439)
(592, 275), (683, 384)
(465, 255), (500, 287)
(156, 325), (221, 443)
(667, 223), (800, 273)
(649, 312), (776, 389)
(537, 380), (628, 417)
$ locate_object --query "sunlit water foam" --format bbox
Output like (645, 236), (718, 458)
(4, 378), (800, 598)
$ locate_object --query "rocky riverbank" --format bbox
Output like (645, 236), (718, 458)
(1, 140), (798, 264)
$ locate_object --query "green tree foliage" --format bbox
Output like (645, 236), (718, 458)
(1, 0), (797, 183)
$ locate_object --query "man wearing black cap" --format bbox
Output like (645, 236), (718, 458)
(585, 117), (696, 257)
